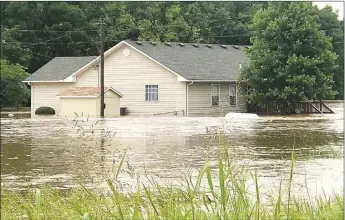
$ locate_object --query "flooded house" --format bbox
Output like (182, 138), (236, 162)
(23, 40), (249, 117)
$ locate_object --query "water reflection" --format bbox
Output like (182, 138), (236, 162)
(1, 142), (33, 175)
(0, 109), (343, 198)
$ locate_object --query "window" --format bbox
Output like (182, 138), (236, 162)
(229, 84), (237, 106)
(145, 85), (159, 101)
(211, 84), (220, 106)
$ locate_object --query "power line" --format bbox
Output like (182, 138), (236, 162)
(0, 17), (239, 33)
(1, 27), (97, 47)
(2, 27), (342, 46)
(3, 42), (52, 58)
(44, 32), (75, 43)
(3, 37), (343, 46)
(2, 38), (343, 62)
(3, 26), (343, 33)
(2, 40), (120, 45)
(2, 39), (344, 46)
(1, 29), (98, 33)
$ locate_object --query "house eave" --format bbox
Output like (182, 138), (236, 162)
(185, 80), (239, 82)
(22, 80), (75, 83)
(104, 87), (124, 98)
(58, 96), (98, 98)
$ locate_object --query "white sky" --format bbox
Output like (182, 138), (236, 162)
(313, 2), (344, 20)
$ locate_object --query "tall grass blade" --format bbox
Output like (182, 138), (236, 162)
(132, 185), (142, 220)
(35, 189), (41, 214)
(218, 156), (228, 220)
(143, 183), (159, 217)
(185, 175), (195, 220)
(254, 170), (260, 220)
(107, 179), (124, 220)
(274, 177), (283, 219)
(287, 135), (296, 219)
(115, 150), (127, 181)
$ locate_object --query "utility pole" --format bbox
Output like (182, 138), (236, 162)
(96, 20), (105, 118)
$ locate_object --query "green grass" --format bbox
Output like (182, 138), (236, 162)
(1, 144), (343, 220)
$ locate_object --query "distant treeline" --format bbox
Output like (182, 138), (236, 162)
(0, 2), (343, 99)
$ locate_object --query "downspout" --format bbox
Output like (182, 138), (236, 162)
(246, 82), (249, 112)
(29, 82), (33, 116)
(186, 82), (193, 117)
(98, 64), (100, 87)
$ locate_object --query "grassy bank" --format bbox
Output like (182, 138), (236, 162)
(2, 146), (343, 220)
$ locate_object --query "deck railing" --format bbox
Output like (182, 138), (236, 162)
(247, 101), (334, 115)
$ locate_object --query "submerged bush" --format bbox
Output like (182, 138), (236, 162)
(35, 106), (55, 115)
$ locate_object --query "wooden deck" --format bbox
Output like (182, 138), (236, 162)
(248, 101), (334, 115)
(299, 101), (334, 114)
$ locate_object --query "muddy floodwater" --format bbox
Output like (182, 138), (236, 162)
(1, 105), (343, 200)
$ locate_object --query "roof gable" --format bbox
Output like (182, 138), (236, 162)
(24, 56), (97, 82)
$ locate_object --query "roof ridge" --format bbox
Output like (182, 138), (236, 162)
(125, 39), (251, 47)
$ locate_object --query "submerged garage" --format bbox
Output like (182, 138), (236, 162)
(58, 87), (123, 118)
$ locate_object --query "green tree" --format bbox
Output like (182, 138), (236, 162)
(1, 2), (92, 72)
(0, 60), (30, 107)
(1, 29), (32, 67)
(317, 5), (344, 99)
(240, 2), (338, 111)
(103, 2), (136, 47)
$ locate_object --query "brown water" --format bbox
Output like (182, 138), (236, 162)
(1, 106), (343, 200)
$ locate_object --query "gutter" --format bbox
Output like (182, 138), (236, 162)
(22, 80), (74, 83)
(186, 81), (194, 117)
(185, 80), (238, 82)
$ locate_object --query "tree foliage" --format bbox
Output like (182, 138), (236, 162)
(0, 2), (267, 73)
(240, 2), (339, 109)
(0, 60), (30, 108)
(0, 1), (343, 109)
(317, 6), (344, 99)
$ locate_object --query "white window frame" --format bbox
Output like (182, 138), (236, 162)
(229, 84), (237, 106)
(211, 84), (220, 106)
(145, 85), (159, 102)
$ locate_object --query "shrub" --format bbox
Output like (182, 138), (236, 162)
(35, 106), (55, 115)
(0, 60), (30, 108)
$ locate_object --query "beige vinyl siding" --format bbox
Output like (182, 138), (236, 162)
(58, 90), (121, 118)
(104, 90), (121, 117)
(31, 82), (74, 117)
(60, 97), (98, 118)
(187, 82), (247, 116)
(76, 45), (186, 115)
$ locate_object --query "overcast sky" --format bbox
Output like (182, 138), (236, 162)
(313, 2), (344, 20)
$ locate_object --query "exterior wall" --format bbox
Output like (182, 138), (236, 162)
(30, 44), (249, 117)
(31, 82), (74, 117)
(75, 45), (186, 116)
(104, 90), (121, 117)
(60, 91), (121, 118)
(60, 97), (98, 118)
(187, 82), (247, 117)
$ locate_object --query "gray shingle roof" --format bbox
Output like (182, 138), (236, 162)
(24, 56), (97, 81)
(24, 40), (249, 82)
(125, 40), (249, 81)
